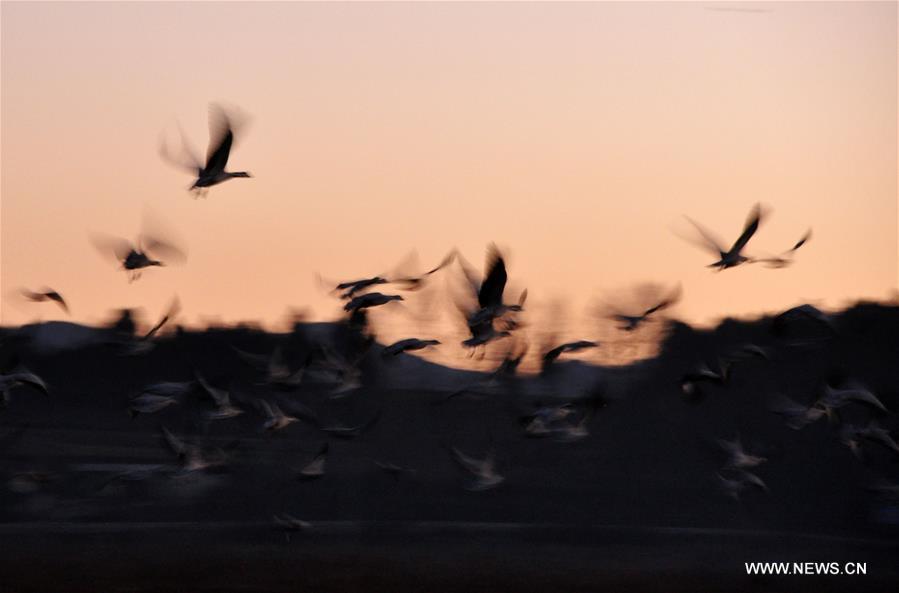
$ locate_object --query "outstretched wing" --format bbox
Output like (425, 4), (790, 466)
(728, 203), (764, 254)
(683, 217), (726, 256)
(89, 233), (135, 263)
(478, 244), (507, 309)
(205, 104), (235, 173)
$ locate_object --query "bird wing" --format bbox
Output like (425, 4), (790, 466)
(160, 426), (187, 458)
(451, 447), (485, 475)
(425, 250), (457, 275)
(141, 234), (187, 264)
(90, 233), (135, 263)
(143, 297), (180, 340)
(728, 203), (764, 255)
(683, 217), (726, 256)
(9, 371), (49, 395)
(643, 285), (682, 316)
(205, 104), (235, 172)
(158, 123), (202, 174)
(788, 228), (812, 253)
(478, 245), (507, 309)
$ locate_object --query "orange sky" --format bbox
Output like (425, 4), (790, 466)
(2, 2), (897, 348)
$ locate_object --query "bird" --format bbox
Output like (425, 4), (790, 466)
(382, 338), (441, 357)
(389, 250), (457, 291)
(768, 394), (826, 430)
(754, 229), (812, 268)
(306, 346), (363, 396)
(232, 345), (306, 389)
(683, 204), (765, 270)
(195, 373), (243, 421)
(20, 288), (69, 314)
(857, 422), (899, 455)
(259, 400), (298, 432)
(273, 514), (312, 541)
(0, 369), (49, 407)
(540, 340), (599, 374)
(451, 446), (505, 491)
(716, 436), (767, 469)
(320, 409), (381, 440)
(679, 359), (730, 399)
(159, 103), (251, 195)
(610, 285), (681, 331)
(335, 277), (389, 300)
(160, 427), (224, 475)
(128, 393), (180, 418)
(461, 324), (512, 354)
(521, 404), (575, 438)
(90, 233), (186, 281)
(718, 469), (768, 501)
(298, 442), (329, 480)
(119, 297), (181, 355)
(343, 292), (404, 313)
(816, 381), (888, 414)
(453, 245), (527, 351)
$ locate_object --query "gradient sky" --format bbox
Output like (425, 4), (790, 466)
(2, 2), (897, 353)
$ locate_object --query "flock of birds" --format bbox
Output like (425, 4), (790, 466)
(2, 103), (896, 534)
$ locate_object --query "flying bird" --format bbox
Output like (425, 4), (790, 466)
(20, 288), (69, 314)
(682, 204), (765, 270)
(160, 103), (251, 195)
(335, 277), (389, 300)
(453, 245), (526, 352)
(90, 232), (186, 281)
(273, 514), (312, 541)
(610, 285), (681, 331)
(679, 359), (730, 396)
(382, 338), (441, 357)
(128, 393), (180, 418)
(260, 400), (298, 432)
(298, 442), (329, 480)
(768, 394), (826, 430)
(343, 292), (404, 313)
(718, 469), (768, 501)
(451, 446), (505, 491)
(0, 369), (49, 407)
(540, 340), (599, 374)
(716, 436), (767, 469)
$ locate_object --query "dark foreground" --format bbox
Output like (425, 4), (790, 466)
(2, 304), (898, 591)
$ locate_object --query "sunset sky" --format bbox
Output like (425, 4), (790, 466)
(2, 2), (897, 348)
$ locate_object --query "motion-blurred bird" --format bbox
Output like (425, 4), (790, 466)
(160, 103), (251, 195)
(335, 277), (389, 300)
(0, 369), (48, 407)
(768, 394), (826, 430)
(343, 292), (404, 313)
(129, 393), (180, 418)
(451, 446), (505, 491)
(20, 288), (69, 314)
(298, 442), (329, 480)
(718, 469), (768, 501)
(717, 436), (767, 469)
(540, 340), (599, 374)
(683, 204), (765, 270)
(610, 286), (681, 331)
(260, 400), (298, 432)
(91, 233), (186, 281)
(383, 338), (440, 357)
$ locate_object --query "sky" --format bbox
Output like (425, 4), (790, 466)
(2, 2), (897, 359)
